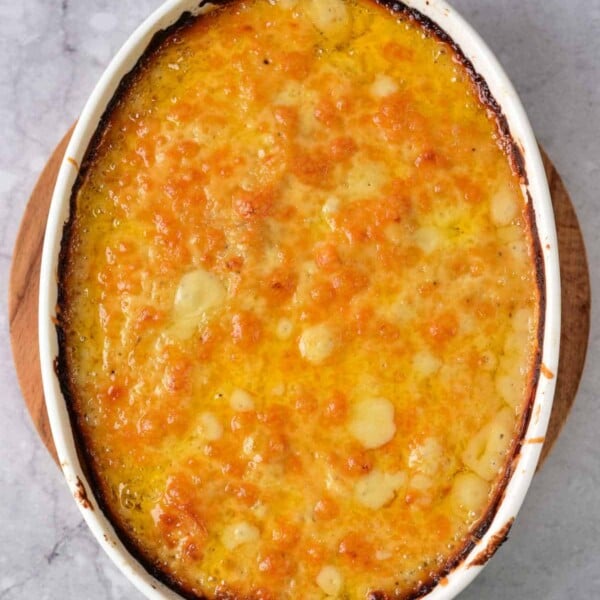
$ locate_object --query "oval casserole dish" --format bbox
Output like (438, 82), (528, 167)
(39, 1), (561, 599)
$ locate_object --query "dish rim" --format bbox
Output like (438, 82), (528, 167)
(38, 1), (561, 599)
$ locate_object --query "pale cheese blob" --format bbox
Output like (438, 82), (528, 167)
(354, 469), (406, 509)
(316, 565), (344, 596)
(243, 436), (255, 456)
(172, 268), (226, 336)
(349, 397), (396, 449)
(276, 0), (298, 10)
(305, 0), (351, 45)
(509, 239), (529, 262)
(197, 412), (223, 441)
(461, 407), (514, 481)
(294, 260), (318, 305)
(495, 370), (521, 408)
(508, 307), (533, 340)
(370, 74), (399, 98)
(412, 351), (442, 378)
(322, 196), (340, 230)
(389, 294), (417, 324)
(276, 317), (294, 340)
(375, 549), (393, 561)
(273, 80), (317, 136)
(345, 158), (388, 200)
(479, 349), (498, 372)
(299, 323), (335, 364)
(414, 226), (441, 254)
(322, 196), (340, 215)
(490, 187), (518, 226)
(230, 388), (255, 412)
(406, 473), (435, 507)
(221, 521), (260, 551)
(408, 437), (444, 476)
(325, 467), (348, 496)
(449, 471), (489, 517)
(275, 80), (305, 107)
(252, 502), (267, 519)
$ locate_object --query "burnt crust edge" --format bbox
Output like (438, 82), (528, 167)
(53, 2), (547, 600)
(74, 476), (94, 511)
(467, 517), (515, 568)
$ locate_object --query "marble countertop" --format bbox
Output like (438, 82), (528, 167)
(1, 1), (598, 598)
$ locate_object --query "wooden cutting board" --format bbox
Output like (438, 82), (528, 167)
(8, 127), (591, 469)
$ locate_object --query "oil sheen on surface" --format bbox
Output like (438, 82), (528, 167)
(58, 1), (540, 598)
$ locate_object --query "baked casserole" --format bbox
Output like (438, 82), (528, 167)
(56, 1), (543, 598)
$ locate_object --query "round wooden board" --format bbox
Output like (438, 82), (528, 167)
(9, 129), (591, 469)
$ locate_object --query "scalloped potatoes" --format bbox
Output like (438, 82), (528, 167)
(57, 1), (541, 598)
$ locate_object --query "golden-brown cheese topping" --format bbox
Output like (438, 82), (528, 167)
(58, 1), (540, 598)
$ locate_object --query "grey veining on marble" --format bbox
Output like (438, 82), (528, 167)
(0, 1), (598, 598)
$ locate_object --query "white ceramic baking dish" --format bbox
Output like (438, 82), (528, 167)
(39, 1), (561, 598)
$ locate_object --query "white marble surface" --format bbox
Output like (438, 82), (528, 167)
(1, 1), (598, 598)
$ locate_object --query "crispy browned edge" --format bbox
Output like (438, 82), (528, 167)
(54, 1), (546, 599)
(467, 517), (515, 568)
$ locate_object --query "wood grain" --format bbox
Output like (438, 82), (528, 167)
(9, 126), (74, 465)
(8, 130), (590, 470)
(538, 149), (591, 466)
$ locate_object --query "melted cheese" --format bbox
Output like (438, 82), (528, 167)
(348, 397), (397, 450)
(172, 268), (227, 337)
(221, 521), (261, 550)
(299, 323), (336, 364)
(354, 469), (407, 510)
(316, 565), (344, 596)
(59, 1), (540, 598)
(230, 388), (255, 412)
